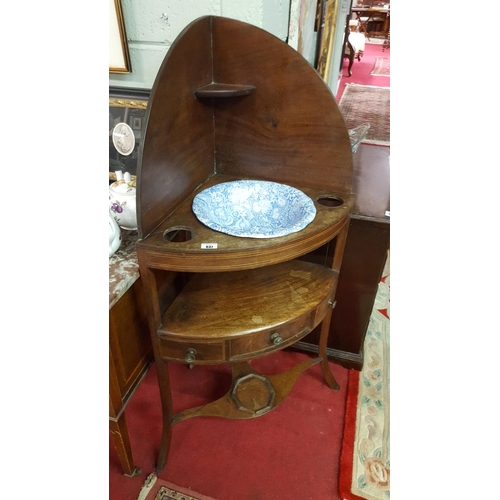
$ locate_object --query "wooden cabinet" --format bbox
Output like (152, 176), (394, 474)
(109, 233), (153, 477)
(328, 216), (389, 367)
(297, 143), (390, 370)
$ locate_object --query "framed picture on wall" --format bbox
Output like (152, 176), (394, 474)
(109, 0), (132, 73)
(131, 116), (142, 131)
(316, 0), (339, 84)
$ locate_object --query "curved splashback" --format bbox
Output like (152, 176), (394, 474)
(137, 16), (352, 239)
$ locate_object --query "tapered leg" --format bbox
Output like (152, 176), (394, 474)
(317, 219), (349, 390)
(319, 307), (340, 390)
(155, 357), (174, 473)
(136, 263), (176, 473)
(109, 414), (141, 477)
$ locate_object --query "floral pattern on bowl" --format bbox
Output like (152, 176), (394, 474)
(192, 180), (316, 238)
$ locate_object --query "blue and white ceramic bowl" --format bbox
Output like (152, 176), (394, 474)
(192, 180), (316, 238)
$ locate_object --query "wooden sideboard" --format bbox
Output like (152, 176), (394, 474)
(109, 230), (153, 477)
(296, 143), (390, 370)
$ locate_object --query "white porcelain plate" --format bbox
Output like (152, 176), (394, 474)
(192, 180), (316, 238)
(112, 122), (135, 156)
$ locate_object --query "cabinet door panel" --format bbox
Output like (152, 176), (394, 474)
(109, 278), (152, 400)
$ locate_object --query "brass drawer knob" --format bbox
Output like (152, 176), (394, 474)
(270, 333), (282, 345)
(185, 348), (197, 363)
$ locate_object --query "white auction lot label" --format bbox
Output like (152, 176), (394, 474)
(201, 243), (218, 249)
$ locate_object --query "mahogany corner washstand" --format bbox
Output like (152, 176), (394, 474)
(135, 16), (355, 472)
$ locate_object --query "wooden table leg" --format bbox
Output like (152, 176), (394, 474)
(155, 357), (174, 473)
(318, 219), (348, 390)
(136, 264), (177, 474)
(356, 14), (370, 38)
(109, 414), (141, 477)
(318, 306), (340, 390)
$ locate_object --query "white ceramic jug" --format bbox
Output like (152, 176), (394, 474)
(109, 171), (137, 230)
(109, 210), (122, 257)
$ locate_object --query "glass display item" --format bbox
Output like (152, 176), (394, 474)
(348, 123), (370, 153)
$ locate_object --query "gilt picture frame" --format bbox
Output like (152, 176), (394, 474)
(316, 0), (339, 84)
(109, 0), (132, 73)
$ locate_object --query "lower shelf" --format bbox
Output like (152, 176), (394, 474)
(157, 259), (338, 364)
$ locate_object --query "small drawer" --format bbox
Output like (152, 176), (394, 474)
(158, 338), (226, 364)
(229, 313), (312, 360)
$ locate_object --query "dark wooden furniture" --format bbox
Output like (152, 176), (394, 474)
(341, 2), (361, 78)
(296, 144), (390, 370)
(109, 231), (153, 477)
(343, 30), (364, 77)
(135, 16), (355, 472)
(383, 29), (390, 51)
(343, 32), (356, 77)
(352, 7), (390, 39)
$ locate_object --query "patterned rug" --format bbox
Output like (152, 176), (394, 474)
(338, 84), (390, 146)
(370, 57), (390, 77)
(137, 474), (218, 500)
(339, 252), (390, 500)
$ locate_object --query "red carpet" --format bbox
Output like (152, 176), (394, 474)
(338, 370), (365, 500)
(110, 350), (349, 500)
(337, 43), (390, 101)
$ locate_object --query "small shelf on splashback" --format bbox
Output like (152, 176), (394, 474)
(194, 83), (255, 98)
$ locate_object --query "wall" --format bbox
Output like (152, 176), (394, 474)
(109, 0), (291, 90)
